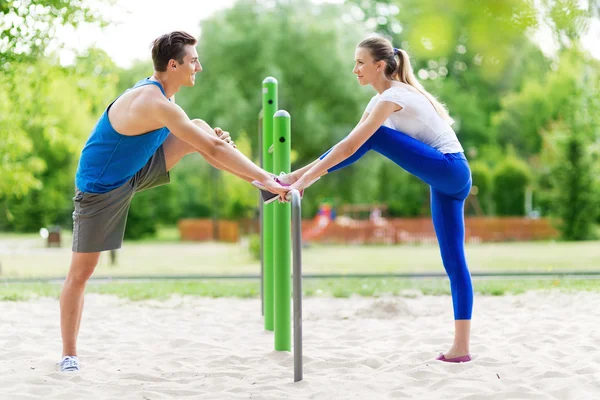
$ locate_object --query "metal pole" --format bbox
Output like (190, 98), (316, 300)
(211, 168), (219, 240)
(291, 189), (303, 382)
(262, 77), (277, 331)
(273, 110), (291, 351)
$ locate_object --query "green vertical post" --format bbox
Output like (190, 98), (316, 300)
(262, 77), (277, 331)
(273, 110), (291, 351)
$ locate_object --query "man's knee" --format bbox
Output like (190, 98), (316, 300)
(67, 253), (100, 285)
(191, 119), (221, 138)
(191, 118), (213, 131)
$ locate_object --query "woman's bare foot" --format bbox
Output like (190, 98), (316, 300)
(440, 346), (470, 360)
(438, 320), (471, 361)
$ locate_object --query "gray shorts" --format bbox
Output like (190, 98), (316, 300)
(72, 146), (170, 253)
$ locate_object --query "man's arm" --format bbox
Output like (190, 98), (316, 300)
(153, 97), (286, 195)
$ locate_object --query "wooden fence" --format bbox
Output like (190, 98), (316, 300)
(177, 217), (559, 244)
(309, 217), (560, 245)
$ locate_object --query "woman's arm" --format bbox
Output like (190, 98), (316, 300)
(290, 101), (400, 189)
(286, 111), (372, 182)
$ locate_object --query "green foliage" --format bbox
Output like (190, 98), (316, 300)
(220, 131), (259, 218)
(3, 0), (600, 241)
(0, 79), (45, 200)
(345, 0), (596, 161)
(248, 234), (261, 260)
(377, 160), (429, 217)
(164, 0), (376, 221)
(549, 66), (600, 240)
(0, 52), (118, 231)
(469, 161), (493, 215)
(0, 0), (108, 65)
(493, 48), (586, 157)
(177, 0), (368, 164)
(492, 151), (532, 216)
(125, 191), (158, 240)
(552, 129), (598, 240)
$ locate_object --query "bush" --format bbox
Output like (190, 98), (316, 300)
(492, 152), (532, 216)
(378, 160), (429, 217)
(469, 161), (493, 214)
(248, 234), (261, 260)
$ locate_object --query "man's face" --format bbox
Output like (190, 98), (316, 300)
(170, 44), (202, 87)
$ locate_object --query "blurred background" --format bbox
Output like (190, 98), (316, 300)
(1, 0), (600, 289)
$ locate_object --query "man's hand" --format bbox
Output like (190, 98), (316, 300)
(214, 127), (236, 148)
(259, 175), (289, 197)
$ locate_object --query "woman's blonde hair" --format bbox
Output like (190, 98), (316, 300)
(358, 36), (454, 124)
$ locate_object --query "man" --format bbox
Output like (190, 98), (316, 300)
(58, 31), (287, 372)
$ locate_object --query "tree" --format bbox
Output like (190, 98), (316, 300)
(548, 61), (600, 240)
(551, 124), (598, 240)
(0, 51), (118, 231)
(1, 0), (107, 65)
(0, 0), (111, 216)
(492, 48), (596, 157)
(0, 77), (45, 202)
(174, 0), (374, 216)
(343, 0), (598, 155)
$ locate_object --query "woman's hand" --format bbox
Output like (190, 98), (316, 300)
(288, 176), (310, 193)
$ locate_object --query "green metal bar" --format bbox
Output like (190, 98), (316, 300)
(273, 110), (291, 351)
(258, 109), (264, 317)
(262, 77), (277, 331)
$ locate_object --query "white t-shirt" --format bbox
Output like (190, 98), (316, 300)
(365, 85), (463, 154)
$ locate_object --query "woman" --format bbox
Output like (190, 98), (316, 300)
(283, 36), (473, 362)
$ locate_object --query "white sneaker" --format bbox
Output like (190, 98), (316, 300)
(57, 356), (79, 372)
(276, 172), (296, 185)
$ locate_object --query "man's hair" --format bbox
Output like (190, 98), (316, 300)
(151, 31), (197, 72)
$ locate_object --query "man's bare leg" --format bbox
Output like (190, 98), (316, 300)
(60, 252), (101, 357)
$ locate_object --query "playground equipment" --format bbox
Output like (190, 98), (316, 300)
(302, 203), (334, 241)
(258, 77), (303, 382)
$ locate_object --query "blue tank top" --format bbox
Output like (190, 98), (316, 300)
(75, 78), (171, 193)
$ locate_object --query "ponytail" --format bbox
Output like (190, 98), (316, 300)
(394, 49), (454, 125)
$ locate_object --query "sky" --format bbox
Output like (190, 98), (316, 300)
(55, 0), (599, 67)
(55, 0), (343, 67)
(55, 0), (237, 66)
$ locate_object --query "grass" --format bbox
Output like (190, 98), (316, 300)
(2, 226), (600, 302)
(2, 236), (600, 279)
(2, 277), (600, 302)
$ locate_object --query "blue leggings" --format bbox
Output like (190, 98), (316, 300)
(321, 125), (473, 319)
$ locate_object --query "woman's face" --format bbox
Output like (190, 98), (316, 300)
(353, 47), (382, 86)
